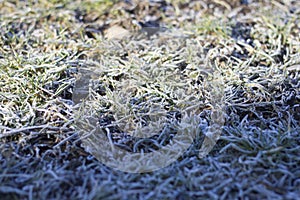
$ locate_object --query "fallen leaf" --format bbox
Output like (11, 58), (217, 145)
(105, 25), (130, 40)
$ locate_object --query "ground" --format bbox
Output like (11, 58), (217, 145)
(0, 0), (299, 199)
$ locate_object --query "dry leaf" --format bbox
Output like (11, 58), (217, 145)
(105, 25), (130, 40)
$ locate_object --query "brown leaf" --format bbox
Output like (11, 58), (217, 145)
(104, 25), (131, 40)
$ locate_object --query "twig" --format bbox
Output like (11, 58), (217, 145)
(53, 131), (79, 148)
(0, 125), (70, 138)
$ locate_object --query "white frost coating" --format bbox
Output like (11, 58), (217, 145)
(73, 37), (226, 173)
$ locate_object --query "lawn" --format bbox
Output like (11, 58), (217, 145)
(0, 0), (299, 199)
